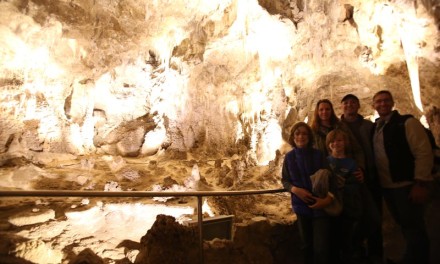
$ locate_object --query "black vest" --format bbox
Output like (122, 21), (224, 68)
(379, 111), (415, 182)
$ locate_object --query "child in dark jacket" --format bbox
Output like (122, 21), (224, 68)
(326, 129), (365, 264)
(281, 122), (335, 264)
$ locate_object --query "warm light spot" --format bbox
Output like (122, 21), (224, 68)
(149, 69), (188, 120)
(65, 203), (194, 242)
(202, 199), (215, 217)
(420, 115), (429, 128)
(362, 2), (429, 110)
(68, 124), (85, 154)
(235, 120), (244, 143)
(238, 1), (294, 87)
(238, 83), (273, 124)
(151, 14), (196, 67)
(256, 118), (282, 165)
(226, 100), (240, 116)
(398, 17), (427, 112)
(293, 62), (317, 87)
(142, 123), (167, 155)
(37, 114), (62, 141)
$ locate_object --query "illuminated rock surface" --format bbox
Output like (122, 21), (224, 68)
(0, 0), (440, 263)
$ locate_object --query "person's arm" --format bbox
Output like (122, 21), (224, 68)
(350, 158), (364, 183)
(281, 158), (294, 191)
(281, 155), (315, 203)
(405, 118), (434, 203)
(308, 193), (333, 209)
(353, 168), (364, 183)
(405, 118), (434, 182)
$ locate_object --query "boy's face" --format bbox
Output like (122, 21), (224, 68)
(329, 135), (345, 154)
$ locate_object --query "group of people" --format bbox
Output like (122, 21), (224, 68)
(281, 90), (434, 264)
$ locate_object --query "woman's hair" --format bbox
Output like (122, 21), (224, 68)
(325, 129), (350, 154)
(310, 99), (339, 131)
(289, 122), (314, 148)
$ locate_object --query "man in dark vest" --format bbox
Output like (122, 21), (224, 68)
(372, 90), (433, 264)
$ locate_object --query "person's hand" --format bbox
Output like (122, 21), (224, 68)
(308, 194), (333, 209)
(409, 182), (430, 204)
(353, 168), (364, 183)
(291, 186), (315, 205)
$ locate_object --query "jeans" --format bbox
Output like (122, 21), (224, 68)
(383, 185), (430, 264)
(296, 215), (330, 264)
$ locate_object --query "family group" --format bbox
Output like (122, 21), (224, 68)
(281, 90), (435, 264)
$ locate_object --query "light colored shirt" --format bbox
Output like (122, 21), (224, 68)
(373, 115), (434, 188)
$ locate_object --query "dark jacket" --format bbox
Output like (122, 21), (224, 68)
(341, 114), (378, 186)
(281, 147), (326, 216)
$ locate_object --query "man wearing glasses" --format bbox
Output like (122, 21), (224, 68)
(372, 90), (433, 264)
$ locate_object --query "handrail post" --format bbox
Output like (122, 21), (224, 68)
(197, 195), (204, 264)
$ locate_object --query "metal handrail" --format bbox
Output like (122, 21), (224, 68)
(0, 188), (287, 264)
(0, 189), (286, 197)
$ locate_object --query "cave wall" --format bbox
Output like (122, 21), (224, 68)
(0, 0), (439, 165)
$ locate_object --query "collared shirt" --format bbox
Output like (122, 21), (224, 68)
(373, 113), (434, 188)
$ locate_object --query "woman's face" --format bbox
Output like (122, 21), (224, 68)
(293, 126), (309, 148)
(318, 102), (332, 122)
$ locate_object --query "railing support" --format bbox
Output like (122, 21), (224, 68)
(197, 195), (204, 264)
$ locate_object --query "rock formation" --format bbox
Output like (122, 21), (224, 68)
(1, 0), (439, 165)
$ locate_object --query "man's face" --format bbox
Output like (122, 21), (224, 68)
(341, 98), (360, 116)
(373, 93), (394, 117)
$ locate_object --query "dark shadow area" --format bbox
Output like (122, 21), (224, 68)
(116, 239), (141, 251)
(70, 248), (104, 264)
